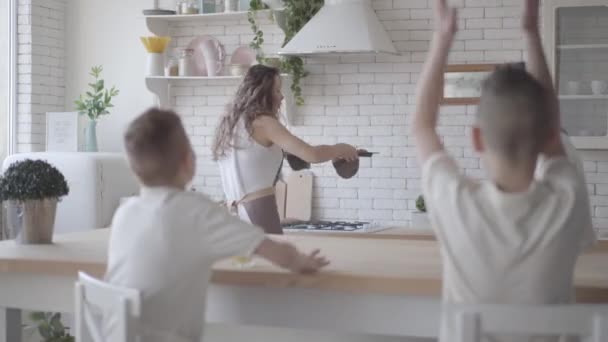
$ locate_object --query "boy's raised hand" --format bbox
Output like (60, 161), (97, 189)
(435, 0), (458, 37)
(522, 0), (540, 32)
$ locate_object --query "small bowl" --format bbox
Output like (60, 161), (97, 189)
(227, 64), (250, 77)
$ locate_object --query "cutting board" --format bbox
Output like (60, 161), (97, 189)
(285, 170), (313, 222)
(275, 179), (287, 221)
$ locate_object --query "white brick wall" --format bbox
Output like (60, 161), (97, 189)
(14, 1), (606, 233)
(16, 0), (66, 152)
(158, 1), (608, 234)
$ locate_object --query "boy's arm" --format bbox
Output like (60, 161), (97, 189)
(522, 0), (565, 157)
(412, 0), (457, 165)
(255, 239), (329, 274)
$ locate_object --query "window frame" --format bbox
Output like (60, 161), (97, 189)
(7, 0), (16, 155)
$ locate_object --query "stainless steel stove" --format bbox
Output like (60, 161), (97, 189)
(282, 221), (388, 233)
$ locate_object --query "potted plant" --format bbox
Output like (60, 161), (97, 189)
(25, 312), (74, 342)
(248, 0), (324, 105)
(0, 159), (69, 244)
(411, 195), (431, 229)
(74, 65), (119, 152)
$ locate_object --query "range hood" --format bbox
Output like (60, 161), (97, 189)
(277, 0), (398, 56)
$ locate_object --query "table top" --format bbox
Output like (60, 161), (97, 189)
(0, 228), (606, 302)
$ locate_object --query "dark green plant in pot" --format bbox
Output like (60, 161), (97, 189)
(416, 195), (426, 213)
(0, 160), (69, 202)
(0, 159), (69, 244)
(26, 312), (74, 342)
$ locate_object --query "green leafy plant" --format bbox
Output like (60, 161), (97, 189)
(416, 195), (426, 213)
(248, 0), (324, 105)
(74, 66), (119, 121)
(0, 159), (69, 202)
(248, 0), (270, 63)
(26, 312), (74, 342)
(280, 0), (323, 105)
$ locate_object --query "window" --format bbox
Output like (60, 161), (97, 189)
(0, 0), (9, 162)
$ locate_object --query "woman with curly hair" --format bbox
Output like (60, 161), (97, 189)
(213, 65), (358, 234)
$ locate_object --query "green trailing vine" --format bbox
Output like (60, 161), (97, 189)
(280, 0), (323, 106)
(248, 0), (324, 105)
(248, 0), (269, 63)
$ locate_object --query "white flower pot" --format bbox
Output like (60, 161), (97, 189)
(410, 211), (431, 229)
(5, 199), (58, 244)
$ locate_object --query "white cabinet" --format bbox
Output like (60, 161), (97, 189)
(543, 0), (608, 149)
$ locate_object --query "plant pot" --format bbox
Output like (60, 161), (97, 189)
(85, 120), (98, 152)
(272, 9), (287, 32)
(262, 0), (284, 9)
(263, 57), (282, 69)
(410, 211), (430, 229)
(5, 199), (58, 244)
(146, 52), (164, 76)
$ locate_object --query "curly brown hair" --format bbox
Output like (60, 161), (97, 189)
(212, 65), (281, 160)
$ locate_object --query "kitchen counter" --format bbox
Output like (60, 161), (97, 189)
(0, 228), (606, 302)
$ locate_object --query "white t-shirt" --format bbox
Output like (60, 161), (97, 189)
(422, 149), (595, 342)
(105, 186), (266, 342)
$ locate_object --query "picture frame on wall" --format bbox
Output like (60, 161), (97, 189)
(46, 112), (79, 152)
(441, 62), (526, 106)
(441, 64), (498, 106)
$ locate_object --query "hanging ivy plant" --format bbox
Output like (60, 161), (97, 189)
(248, 0), (324, 105)
(248, 0), (270, 63)
(280, 0), (323, 106)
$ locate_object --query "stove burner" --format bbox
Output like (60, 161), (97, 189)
(283, 221), (381, 232)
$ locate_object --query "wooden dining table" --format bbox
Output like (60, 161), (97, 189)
(0, 228), (606, 341)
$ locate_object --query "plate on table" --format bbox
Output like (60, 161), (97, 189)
(187, 35), (226, 76)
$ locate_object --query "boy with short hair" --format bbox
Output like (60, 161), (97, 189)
(105, 108), (328, 342)
(412, 0), (595, 341)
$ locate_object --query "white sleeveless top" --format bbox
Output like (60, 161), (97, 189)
(217, 121), (283, 221)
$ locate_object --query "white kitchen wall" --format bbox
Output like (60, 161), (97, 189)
(13, 0), (607, 236)
(63, 0), (154, 152)
(16, 0), (66, 152)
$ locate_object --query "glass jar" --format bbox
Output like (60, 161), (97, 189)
(165, 55), (179, 77)
(178, 49), (195, 76)
(224, 0), (237, 12)
(176, 0), (199, 14)
(199, 0), (216, 13)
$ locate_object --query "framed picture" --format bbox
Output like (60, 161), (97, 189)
(441, 64), (498, 105)
(441, 63), (526, 105)
(46, 112), (79, 152)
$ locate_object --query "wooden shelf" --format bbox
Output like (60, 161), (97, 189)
(146, 74), (289, 81)
(557, 44), (608, 50)
(145, 74), (295, 125)
(144, 10), (269, 22)
(145, 10), (272, 36)
(559, 95), (608, 100)
(571, 136), (608, 150)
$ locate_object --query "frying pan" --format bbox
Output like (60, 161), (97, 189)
(333, 150), (377, 179)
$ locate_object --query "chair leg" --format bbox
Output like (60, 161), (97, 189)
(2, 308), (22, 342)
(592, 314), (608, 342)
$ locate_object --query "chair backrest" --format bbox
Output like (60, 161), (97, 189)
(75, 272), (141, 342)
(452, 303), (608, 342)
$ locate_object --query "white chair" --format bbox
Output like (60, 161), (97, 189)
(75, 272), (141, 342)
(452, 303), (608, 342)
